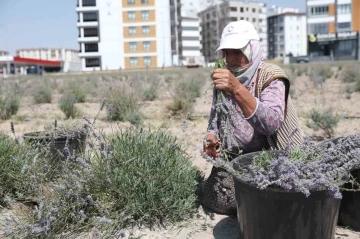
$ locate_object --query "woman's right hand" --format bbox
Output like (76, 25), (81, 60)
(204, 133), (219, 158)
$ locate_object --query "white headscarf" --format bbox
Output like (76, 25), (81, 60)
(225, 40), (265, 87)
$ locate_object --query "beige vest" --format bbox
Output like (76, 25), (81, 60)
(255, 63), (304, 150)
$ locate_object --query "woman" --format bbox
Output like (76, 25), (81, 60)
(200, 20), (303, 215)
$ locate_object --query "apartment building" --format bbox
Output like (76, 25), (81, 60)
(16, 48), (81, 72)
(307, 0), (360, 61)
(267, 13), (307, 59)
(76, 0), (179, 71)
(199, 1), (267, 63)
(180, 17), (205, 66)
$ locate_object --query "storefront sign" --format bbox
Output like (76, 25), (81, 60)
(308, 31), (358, 42)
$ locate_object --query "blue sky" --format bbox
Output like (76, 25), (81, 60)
(0, 0), (306, 55)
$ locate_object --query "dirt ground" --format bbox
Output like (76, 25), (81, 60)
(1, 65), (360, 239)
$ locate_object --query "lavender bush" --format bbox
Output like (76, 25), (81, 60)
(202, 134), (360, 199)
(8, 102), (202, 238)
(0, 125), (54, 207)
(306, 108), (339, 138)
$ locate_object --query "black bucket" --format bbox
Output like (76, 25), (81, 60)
(231, 151), (341, 239)
(23, 131), (86, 160)
(317, 136), (360, 231)
(338, 169), (360, 231)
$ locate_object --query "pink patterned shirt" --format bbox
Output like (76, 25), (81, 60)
(207, 78), (286, 154)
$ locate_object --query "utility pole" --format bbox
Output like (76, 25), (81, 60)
(0, 24), (9, 76)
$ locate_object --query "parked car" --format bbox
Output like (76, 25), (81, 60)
(295, 55), (310, 63)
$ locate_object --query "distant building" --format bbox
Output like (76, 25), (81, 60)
(267, 12), (307, 59)
(268, 5), (300, 17)
(0, 51), (9, 56)
(199, 1), (267, 63)
(16, 48), (81, 72)
(306, 0), (360, 61)
(180, 17), (205, 67)
(76, 0), (181, 71)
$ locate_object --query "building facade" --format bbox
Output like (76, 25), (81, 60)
(307, 0), (360, 61)
(76, 0), (180, 71)
(267, 13), (308, 59)
(16, 48), (81, 72)
(199, 1), (267, 63)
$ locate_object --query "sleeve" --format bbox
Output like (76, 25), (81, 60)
(207, 88), (217, 135)
(245, 79), (286, 135)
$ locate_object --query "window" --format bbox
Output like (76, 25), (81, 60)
(84, 28), (98, 37)
(141, 10), (149, 20)
(127, 0), (135, 4)
(309, 23), (328, 34)
(141, 0), (148, 3)
(142, 26), (150, 35)
(338, 4), (351, 14)
(240, 7), (243, 12)
(253, 18), (256, 23)
(231, 17), (237, 21)
(84, 43), (98, 52)
(83, 12), (98, 22)
(129, 27), (136, 35)
(143, 41), (150, 51)
(144, 56), (151, 66)
(337, 22), (351, 31)
(82, 0), (96, 6)
(51, 50), (56, 58)
(85, 57), (100, 67)
(240, 17), (244, 20)
(230, 7), (237, 11)
(252, 8), (256, 13)
(310, 6), (329, 16)
(130, 42), (137, 51)
(130, 57), (138, 66)
(128, 11), (136, 20)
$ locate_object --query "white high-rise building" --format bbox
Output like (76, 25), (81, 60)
(76, 0), (179, 71)
(267, 13), (308, 59)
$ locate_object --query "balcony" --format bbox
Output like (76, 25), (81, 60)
(76, 21), (98, 28)
(76, 6), (97, 12)
(78, 52), (101, 58)
(78, 36), (100, 43)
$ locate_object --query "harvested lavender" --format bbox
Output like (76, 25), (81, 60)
(201, 134), (360, 199)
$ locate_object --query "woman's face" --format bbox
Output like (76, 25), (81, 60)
(222, 49), (249, 68)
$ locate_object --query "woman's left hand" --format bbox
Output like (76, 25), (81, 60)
(211, 68), (241, 95)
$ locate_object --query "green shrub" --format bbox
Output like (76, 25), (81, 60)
(58, 93), (78, 119)
(342, 65), (360, 83)
(306, 108), (339, 138)
(0, 94), (21, 120)
(33, 85), (52, 104)
(65, 80), (87, 103)
(106, 84), (142, 125)
(142, 79), (159, 101)
(10, 125), (202, 238)
(0, 132), (51, 206)
(168, 78), (204, 115)
(91, 127), (202, 226)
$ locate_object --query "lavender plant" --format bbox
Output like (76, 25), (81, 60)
(202, 134), (360, 199)
(306, 108), (339, 138)
(9, 98), (203, 238)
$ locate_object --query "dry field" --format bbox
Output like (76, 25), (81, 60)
(0, 62), (360, 239)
